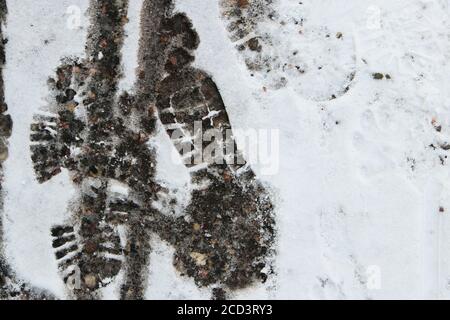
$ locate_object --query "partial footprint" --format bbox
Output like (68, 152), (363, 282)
(220, 0), (356, 101)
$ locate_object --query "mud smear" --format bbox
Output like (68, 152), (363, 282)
(0, 1), (54, 300)
(219, 0), (356, 101)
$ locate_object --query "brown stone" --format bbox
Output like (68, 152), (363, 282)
(84, 274), (97, 289)
(237, 0), (249, 8)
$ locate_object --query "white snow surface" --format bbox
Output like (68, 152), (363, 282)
(2, 0), (450, 299)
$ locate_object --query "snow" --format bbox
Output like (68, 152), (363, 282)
(2, 0), (90, 298)
(2, 0), (450, 299)
(118, 0), (142, 94)
(178, 0), (450, 299)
